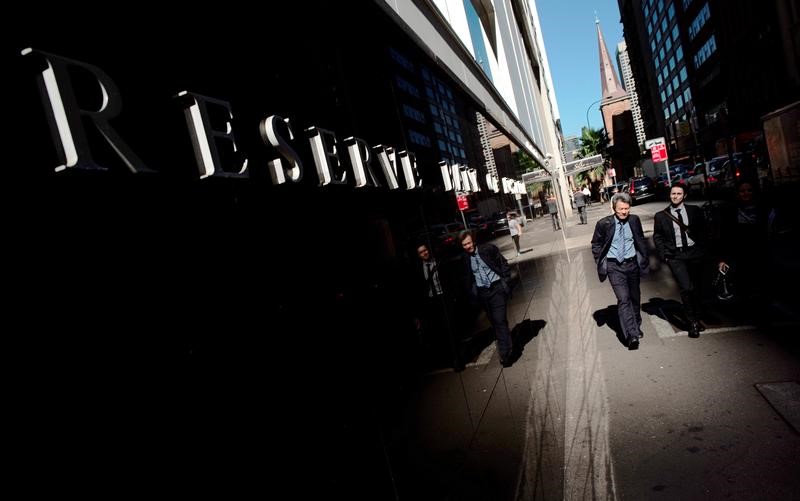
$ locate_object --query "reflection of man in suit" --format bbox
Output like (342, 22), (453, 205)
(653, 183), (706, 338)
(546, 195), (560, 231)
(591, 192), (650, 350)
(573, 188), (588, 224)
(413, 243), (461, 370)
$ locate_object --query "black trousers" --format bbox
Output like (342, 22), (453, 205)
(477, 282), (513, 361)
(607, 259), (642, 343)
(667, 248), (704, 322)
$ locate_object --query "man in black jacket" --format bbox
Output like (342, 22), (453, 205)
(459, 230), (515, 366)
(591, 192), (650, 350)
(653, 183), (706, 338)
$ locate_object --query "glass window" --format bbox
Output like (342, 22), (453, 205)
(666, 37), (672, 51)
(669, 56), (676, 71)
(644, 5), (650, 17)
(402, 104), (425, 122)
(664, 107), (670, 119)
(647, 21), (653, 35)
(659, 47), (665, 60)
(408, 130), (431, 147)
(658, 0), (664, 12)
(662, 66), (669, 79)
(396, 76), (420, 98)
(676, 95), (684, 108)
(434, 122), (442, 134)
(658, 74), (663, 86)
(667, 84), (673, 97)
(654, 56), (660, 69)
(676, 45), (684, 61)
(670, 102), (676, 114)
(437, 139), (447, 151)
(672, 25), (679, 41)
(661, 90), (666, 102)
(689, 3), (711, 41)
(668, 3), (675, 19)
(673, 75), (680, 89)
(684, 87), (692, 102)
(651, 40), (656, 53)
(680, 66), (688, 81)
(656, 29), (662, 43)
(693, 35), (716, 68)
(429, 104), (439, 116)
(661, 17), (667, 32)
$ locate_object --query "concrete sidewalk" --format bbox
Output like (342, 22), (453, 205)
(402, 199), (800, 500)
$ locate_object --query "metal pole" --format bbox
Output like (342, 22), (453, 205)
(586, 98), (602, 130)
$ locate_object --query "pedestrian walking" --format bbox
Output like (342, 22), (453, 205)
(574, 188), (588, 224)
(653, 183), (707, 338)
(583, 185), (592, 206)
(546, 194), (560, 231)
(508, 211), (523, 255)
(458, 230), (515, 367)
(411, 243), (463, 370)
(591, 192), (650, 350)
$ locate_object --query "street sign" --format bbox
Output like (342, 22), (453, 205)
(645, 137), (665, 149)
(456, 192), (469, 211)
(651, 143), (668, 162)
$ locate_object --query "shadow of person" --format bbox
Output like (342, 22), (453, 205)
(505, 319), (546, 365)
(592, 305), (627, 347)
(458, 327), (496, 368)
(641, 297), (691, 331)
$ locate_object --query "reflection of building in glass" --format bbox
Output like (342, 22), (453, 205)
(9, 1), (568, 499)
(477, 111), (498, 177)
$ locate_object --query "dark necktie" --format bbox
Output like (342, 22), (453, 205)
(616, 222), (626, 260)
(427, 263), (441, 296)
(675, 209), (689, 248)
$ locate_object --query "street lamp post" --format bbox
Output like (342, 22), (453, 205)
(586, 98), (602, 130)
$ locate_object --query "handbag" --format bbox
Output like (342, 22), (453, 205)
(712, 267), (735, 301)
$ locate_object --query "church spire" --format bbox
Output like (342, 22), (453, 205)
(596, 19), (626, 101)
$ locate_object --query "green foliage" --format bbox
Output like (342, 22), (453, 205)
(513, 150), (542, 173)
(575, 127), (610, 182)
(577, 126), (609, 159)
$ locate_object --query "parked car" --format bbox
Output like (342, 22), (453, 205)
(603, 182), (627, 201)
(627, 176), (656, 204)
(688, 156), (729, 195)
(491, 211), (510, 236)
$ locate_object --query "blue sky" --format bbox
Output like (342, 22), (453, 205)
(536, 0), (624, 139)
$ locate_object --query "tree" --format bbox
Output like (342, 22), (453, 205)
(577, 126), (609, 159)
(576, 126), (610, 182)
(513, 150), (542, 173)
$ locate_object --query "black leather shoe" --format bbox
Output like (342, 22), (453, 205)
(688, 323), (701, 338)
(628, 339), (640, 350)
(639, 330), (645, 338)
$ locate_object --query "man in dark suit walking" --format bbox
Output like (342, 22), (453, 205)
(653, 183), (707, 338)
(591, 192), (650, 350)
(412, 242), (462, 370)
(458, 230), (515, 367)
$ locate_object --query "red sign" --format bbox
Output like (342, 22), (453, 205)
(456, 193), (469, 211)
(651, 143), (668, 162)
